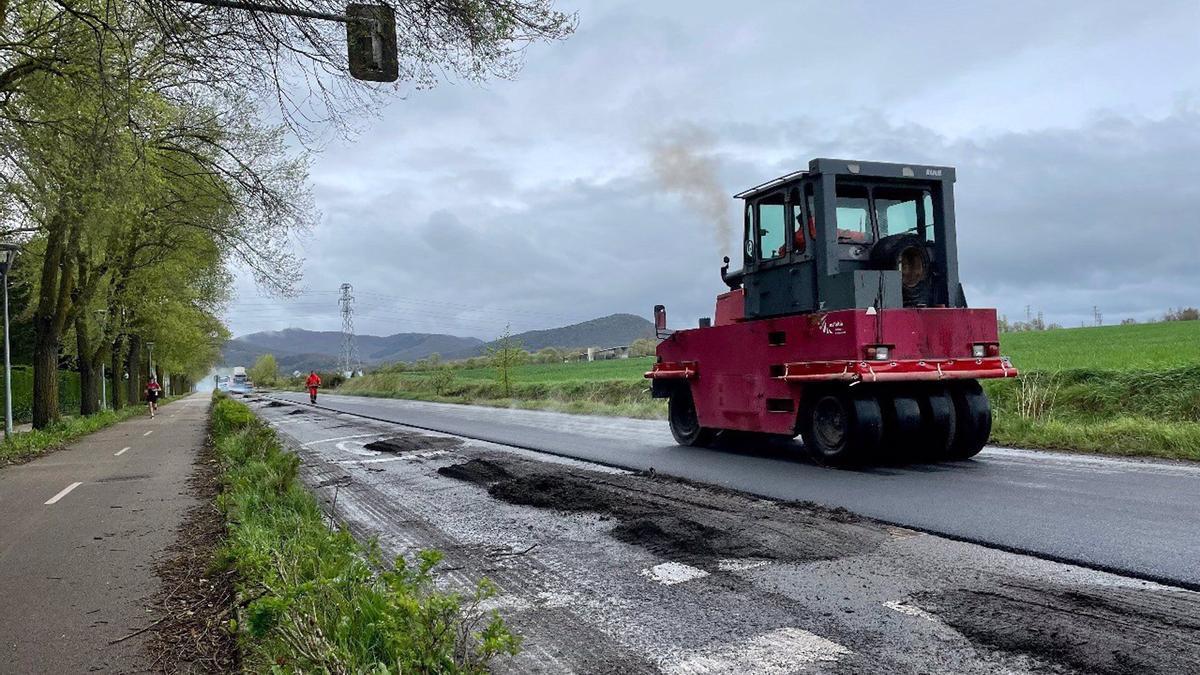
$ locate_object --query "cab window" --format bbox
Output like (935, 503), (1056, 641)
(923, 193), (936, 243)
(789, 187), (806, 255)
(873, 187), (923, 238)
(835, 184), (871, 243)
(758, 197), (786, 260)
(743, 203), (754, 262)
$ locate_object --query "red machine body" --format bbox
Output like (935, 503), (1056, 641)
(649, 305), (1014, 436)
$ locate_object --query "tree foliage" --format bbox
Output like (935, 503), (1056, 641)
(486, 324), (525, 397)
(0, 0), (575, 427)
(248, 353), (278, 386)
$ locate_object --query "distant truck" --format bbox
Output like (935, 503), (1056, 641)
(230, 366), (252, 393)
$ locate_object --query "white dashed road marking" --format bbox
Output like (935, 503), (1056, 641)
(883, 599), (941, 623)
(641, 562), (709, 586)
(299, 433), (387, 448)
(45, 482), (83, 505)
(114, 447), (130, 456)
(143, 430), (153, 437)
(662, 627), (852, 674)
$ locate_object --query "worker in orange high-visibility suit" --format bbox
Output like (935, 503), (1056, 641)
(305, 371), (321, 404)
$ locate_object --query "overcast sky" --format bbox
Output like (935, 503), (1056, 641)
(224, 0), (1200, 339)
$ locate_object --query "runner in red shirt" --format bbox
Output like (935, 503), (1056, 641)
(305, 371), (321, 404)
(146, 377), (163, 418)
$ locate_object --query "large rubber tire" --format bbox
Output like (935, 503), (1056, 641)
(668, 386), (714, 447)
(802, 388), (883, 466)
(916, 388), (957, 461)
(946, 380), (992, 460)
(881, 392), (923, 463)
(870, 233), (934, 307)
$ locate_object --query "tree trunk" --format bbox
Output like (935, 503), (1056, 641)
(126, 336), (142, 404)
(31, 319), (59, 428)
(110, 338), (123, 409)
(76, 317), (100, 415)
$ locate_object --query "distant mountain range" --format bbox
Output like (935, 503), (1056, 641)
(222, 313), (654, 372)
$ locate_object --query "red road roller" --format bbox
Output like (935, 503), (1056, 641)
(647, 158), (1017, 464)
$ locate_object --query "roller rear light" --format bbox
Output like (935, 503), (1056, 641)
(972, 342), (1001, 358)
(864, 344), (892, 361)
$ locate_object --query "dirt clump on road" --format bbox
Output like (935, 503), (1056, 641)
(365, 433), (463, 454)
(437, 457), (513, 483)
(439, 455), (888, 564)
(915, 582), (1200, 675)
(287, 409), (307, 415)
(264, 401), (289, 408)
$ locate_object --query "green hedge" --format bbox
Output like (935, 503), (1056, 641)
(0, 366), (83, 424)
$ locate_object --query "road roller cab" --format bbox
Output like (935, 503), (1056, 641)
(648, 158), (1017, 464)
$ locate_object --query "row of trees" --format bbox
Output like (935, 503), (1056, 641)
(0, 0), (575, 428)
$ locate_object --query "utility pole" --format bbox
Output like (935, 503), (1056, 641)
(146, 341), (155, 385)
(0, 243), (18, 439)
(339, 283), (359, 377)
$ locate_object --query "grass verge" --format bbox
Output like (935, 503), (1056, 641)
(0, 398), (174, 467)
(209, 393), (519, 672)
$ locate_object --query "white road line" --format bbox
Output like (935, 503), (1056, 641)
(335, 440), (380, 457)
(114, 447), (130, 457)
(662, 627), (851, 674)
(143, 430), (153, 437)
(45, 482), (83, 505)
(883, 600), (941, 623)
(641, 562), (709, 586)
(299, 433), (387, 448)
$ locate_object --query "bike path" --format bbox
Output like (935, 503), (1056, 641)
(0, 395), (209, 674)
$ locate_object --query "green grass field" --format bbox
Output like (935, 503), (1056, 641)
(340, 321), (1200, 460)
(429, 358), (654, 383)
(998, 321), (1200, 371)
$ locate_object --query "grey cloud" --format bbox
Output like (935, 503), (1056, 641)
(223, 0), (1200, 338)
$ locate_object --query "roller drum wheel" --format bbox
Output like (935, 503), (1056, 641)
(668, 386), (714, 447)
(946, 380), (992, 460)
(882, 393), (924, 462)
(802, 388), (883, 466)
(917, 388), (957, 460)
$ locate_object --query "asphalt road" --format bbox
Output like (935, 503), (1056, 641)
(270, 391), (1200, 588)
(0, 395), (209, 673)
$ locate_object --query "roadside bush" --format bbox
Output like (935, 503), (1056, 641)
(209, 393), (519, 672)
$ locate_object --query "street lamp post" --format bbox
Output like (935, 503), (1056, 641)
(0, 243), (20, 439)
(95, 309), (107, 411)
(146, 341), (155, 387)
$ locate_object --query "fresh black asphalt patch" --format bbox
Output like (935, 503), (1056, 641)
(264, 401), (289, 408)
(915, 582), (1200, 674)
(438, 456), (888, 564)
(364, 433), (463, 454)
